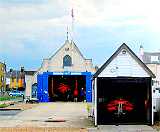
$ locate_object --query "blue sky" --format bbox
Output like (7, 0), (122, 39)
(0, 0), (160, 70)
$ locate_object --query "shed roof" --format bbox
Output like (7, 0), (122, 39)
(142, 52), (160, 64)
(93, 43), (155, 78)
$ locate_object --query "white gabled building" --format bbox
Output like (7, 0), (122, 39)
(25, 40), (95, 102)
(139, 47), (160, 119)
(92, 43), (155, 125)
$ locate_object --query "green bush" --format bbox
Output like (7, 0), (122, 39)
(0, 96), (20, 101)
(0, 103), (9, 108)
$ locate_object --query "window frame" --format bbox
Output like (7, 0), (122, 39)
(63, 55), (72, 67)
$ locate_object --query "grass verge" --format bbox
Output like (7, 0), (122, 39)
(0, 96), (21, 101)
(0, 103), (9, 108)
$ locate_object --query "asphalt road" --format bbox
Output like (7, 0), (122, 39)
(0, 110), (21, 116)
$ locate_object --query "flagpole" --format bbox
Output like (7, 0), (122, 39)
(71, 7), (74, 66)
(71, 8), (74, 41)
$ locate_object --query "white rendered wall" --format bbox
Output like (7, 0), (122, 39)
(99, 49), (150, 77)
(27, 40), (95, 97)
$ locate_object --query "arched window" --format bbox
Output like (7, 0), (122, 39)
(63, 55), (72, 67)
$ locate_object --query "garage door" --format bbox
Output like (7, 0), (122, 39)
(97, 77), (152, 124)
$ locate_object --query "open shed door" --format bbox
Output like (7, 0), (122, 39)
(97, 77), (152, 125)
(37, 74), (43, 102)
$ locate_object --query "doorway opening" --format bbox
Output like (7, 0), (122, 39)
(48, 75), (86, 102)
(97, 77), (151, 124)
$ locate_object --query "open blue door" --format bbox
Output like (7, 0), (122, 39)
(37, 72), (92, 102)
(37, 74), (43, 102)
(42, 74), (49, 102)
(85, 72), (92, 102)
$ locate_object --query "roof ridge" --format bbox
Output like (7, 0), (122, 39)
(93, 43), (155, 78)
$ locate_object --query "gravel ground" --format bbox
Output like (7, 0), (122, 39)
(1, 102), (155, 132)
(0, 127), (87, 132)
(152, 122), (160, 131)
(5, 102), (38, 110)
(0, 102), (94, 129)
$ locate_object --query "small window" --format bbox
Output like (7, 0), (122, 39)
(63, 55), (72, 67)
(151, 56), (159, 62)
(122, 50), (126, 54)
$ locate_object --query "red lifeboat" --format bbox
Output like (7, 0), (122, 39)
(107, 98), (134, 112)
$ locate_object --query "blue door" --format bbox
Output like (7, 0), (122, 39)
(84, 73), (92, 102)
(37, 74), (43, 102)
(42, 74), (49, 102)
(37, 72), (92, 102)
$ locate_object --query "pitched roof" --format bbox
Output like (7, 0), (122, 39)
(6, 70), (36, 78)
(49, 40), (87, 60)
(93, 43), (155, 78)
(142, 52), (160, 64)
(25, 71), (36, 75)
(71, 41), (85, 60)
(6, 70), (23, 78)
(49, 40), (69, 60)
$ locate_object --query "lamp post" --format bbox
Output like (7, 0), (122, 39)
(9, 68), (13, 90)
(3, 63), (6, 94)
(20, 67), (25, 90)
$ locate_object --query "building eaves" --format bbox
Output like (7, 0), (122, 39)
(93, 43), (156, 78)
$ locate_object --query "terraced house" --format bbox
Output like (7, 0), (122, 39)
(0, 62), (6, 93)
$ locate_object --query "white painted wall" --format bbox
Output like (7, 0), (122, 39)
(25, 75), (33, 97)
(93, 47), (154, 125)
(99, 49), (150, 77)
(146, 64), (160, 116)
(48, 41), (95, 72)
(153, 87), (160, 113)
(147, 64), (160, 87)
(32, 40), (95, 83)
(27, 40), (95, 97)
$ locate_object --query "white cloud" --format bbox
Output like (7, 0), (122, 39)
(0, 0), (160, 68)
(67, 0), (160, 30)
(1, 0), (159, 39)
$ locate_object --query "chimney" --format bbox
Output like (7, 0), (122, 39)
(139, 45), (144, 61)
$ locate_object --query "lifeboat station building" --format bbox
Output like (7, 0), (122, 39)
(25, 40), (95, 102)
(92, 43), (155, 125)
